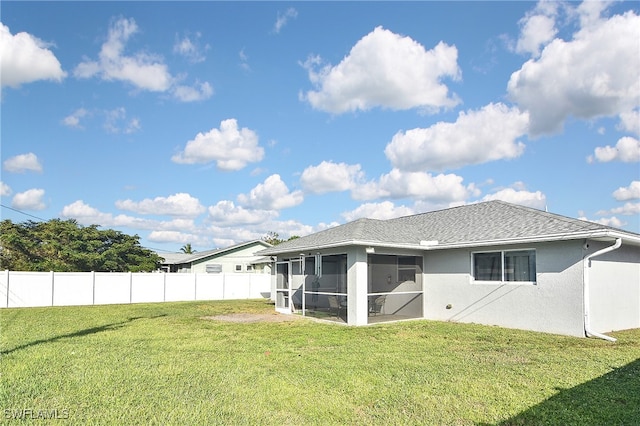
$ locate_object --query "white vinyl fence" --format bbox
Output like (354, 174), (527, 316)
(0, 270), (271, 309)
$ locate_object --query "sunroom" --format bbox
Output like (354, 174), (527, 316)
(273, 249), (424, 325)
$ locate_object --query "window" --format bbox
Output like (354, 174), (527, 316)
(235, 264), (242, 272)
(472, 250), (536, 283)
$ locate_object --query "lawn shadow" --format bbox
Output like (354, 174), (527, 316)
(1, 314), (167, 356)
(493, 358), (640, 425)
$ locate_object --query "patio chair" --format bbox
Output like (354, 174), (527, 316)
(369, 295), (386, 316)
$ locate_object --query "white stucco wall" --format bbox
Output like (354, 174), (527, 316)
(190, 244), (271, 274)
(423, 241), (586, 337)
(588, 242), (640, 333)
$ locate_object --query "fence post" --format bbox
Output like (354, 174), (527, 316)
(4, 270), (9, 308)
(50, 271), (55, 306)
(92, 271), (96, 305)
(194, 273), (198, 300)
(129, 271), (133, 304)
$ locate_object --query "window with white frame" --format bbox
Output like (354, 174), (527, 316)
(235, 264), (242, 272)
(472, 250), (536, 283)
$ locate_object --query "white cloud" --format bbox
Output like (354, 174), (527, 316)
(62, 108), (89, 129)
(115, 193), (205, 217)
(172, 81), (213, 102)
(481, 186), (547, 210)
(103, 107), (141, 134)
(274, 8), (298, 33)
(342, 201), (414, 222)
(507, 9), (640, 135)
(147, 230), (208, 246)
(352, 169), (477, 203)
(580, 216), (625, 228)
(597, 202), (640, 217)
(12, 188), (46, 211)
(237, 174), (303, 210)
(0, 23), (66, 88)
(588, 136), (640, 163)
(0, 181), (11, 196)
(385, 103), (529, 172)
(172, 119), (264, 170)
(302, 26), (461, 114)
(618, 110), (640, 135)
(514, 2), (559, 57)
(613, 181), (640, 201)
(207, 200), (278, 226)
(300, 161), (364, 194)
(3, 152), (43, 173)
(73, 17), (212, 102)
(173, 33), (208, 63)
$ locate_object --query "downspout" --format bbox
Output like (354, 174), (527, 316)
(583, 238), (622, 342)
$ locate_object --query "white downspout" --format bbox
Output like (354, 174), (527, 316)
(583, 238), (622, 342)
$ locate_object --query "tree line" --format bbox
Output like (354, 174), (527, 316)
(0, 219), (162, 272)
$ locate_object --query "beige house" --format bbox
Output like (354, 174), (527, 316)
(159, 240), (272, 274)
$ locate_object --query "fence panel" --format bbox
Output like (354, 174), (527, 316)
(7, 272), (53, 308)
(165, 274), (196, 302)
(95, 273), (131, 305)
(194, 274), (224, 301)
(0, 271), (272, 308)
(131, 274), (164, 304)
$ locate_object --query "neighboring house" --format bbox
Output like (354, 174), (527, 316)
(259, 201), (640, 340)
(159, 240), (272, 274)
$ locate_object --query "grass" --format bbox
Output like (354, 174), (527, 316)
(1, 299), (639, 425)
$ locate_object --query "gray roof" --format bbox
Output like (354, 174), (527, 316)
(259, 201), (640, 255)
(159, 240), (272, 265)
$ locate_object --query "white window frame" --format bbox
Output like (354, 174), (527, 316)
(471, 249), (537, 284)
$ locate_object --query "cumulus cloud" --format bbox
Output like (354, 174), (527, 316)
(481, 185), (547, 210)
(103, 107), (141, 134)
(352, 169), (477, 203)
(274, 8), (298, 33)
(74, 17), (212, 102)
(507, 9), (640, 135)
(147, 230), (207, 246)
(237, 174), (303, 210)
(514, 1), (559, 57)
(342, 201), (414, 222)
(3, 153), (43, 173)
(385, 103), (529, 172)
(587, 137), (640, 163)
(12, 188), (46, 210)
(0, 23), (66, 88)
(580, 216), (625, 228)
(0, 181), (11, 196)
(613, 181), (640, 201)
(300, 161), (364, 194)
(172, 119), (264, 171)
(618, 110), (640, 135)
(301, 26), (460, 114)
(207, 200), (278, 226)
(115, 193), (205, 217)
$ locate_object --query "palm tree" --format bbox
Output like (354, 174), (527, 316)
(180, 243), (195, 254)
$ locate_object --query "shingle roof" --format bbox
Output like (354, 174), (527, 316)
(259, 200), (640, 255)
(159, 240), (271, 265)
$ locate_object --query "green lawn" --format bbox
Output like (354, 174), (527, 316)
(1, 300), (639, 425)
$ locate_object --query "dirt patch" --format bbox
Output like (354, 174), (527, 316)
(201, 313), (304, 324)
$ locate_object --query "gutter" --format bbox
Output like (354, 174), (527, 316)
(583, 238), (622, 342)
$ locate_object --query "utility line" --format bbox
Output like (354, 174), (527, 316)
(0, 203), (48, 221)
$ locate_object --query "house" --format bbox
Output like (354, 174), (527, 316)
(159, 240), (272, 274)
(258, 201), (640, 340)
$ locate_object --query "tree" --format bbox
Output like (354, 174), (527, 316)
(180, 243), (196, 254)
(0, 219), (162, 272)
(262, 232), (300, 246)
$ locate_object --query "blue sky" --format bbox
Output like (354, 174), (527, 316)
(1, 1), (639, 253)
